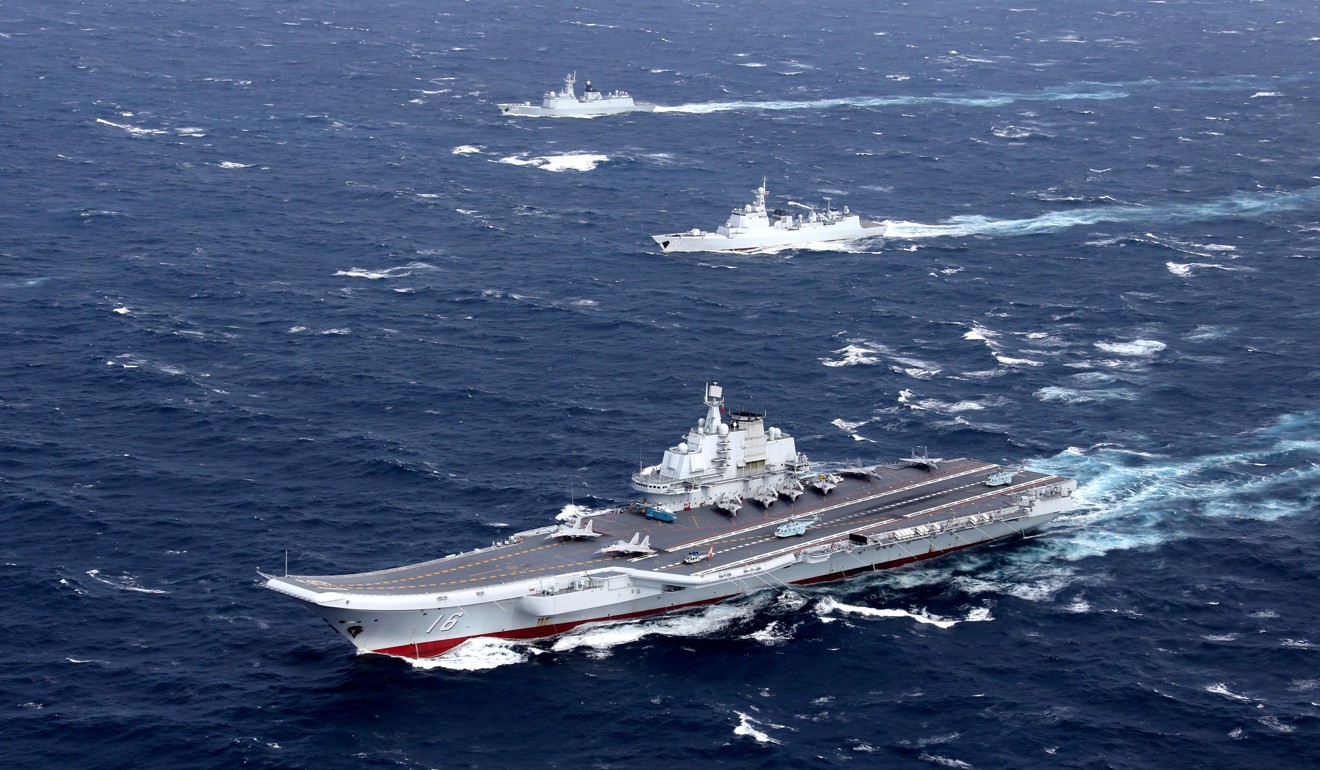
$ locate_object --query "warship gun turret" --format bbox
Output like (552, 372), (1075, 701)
(261, 384), (1075, 660)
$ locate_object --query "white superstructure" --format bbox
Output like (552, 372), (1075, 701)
(652, 180), (888, 253)
(497, 73), (656, 117)
(630, 383), (808, 511)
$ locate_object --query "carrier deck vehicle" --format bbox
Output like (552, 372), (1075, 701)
(261, 384), (1075, 659)
(497, 73), (655, 117)
(652, 180), (888, 253)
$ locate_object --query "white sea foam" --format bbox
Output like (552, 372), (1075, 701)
(555, 503), (612, 521)
(733, 711), (784, 744)
(216, 161), (253, 169)
(832, 417), (873, 433)
(918, 753), (974, 769)
(773, 590), (809, 613)
(958, 324), (1041, 367)
(890, 355), (942, 378)
(333, 261), (436, 280)
(1035, 387), (1091, 404)
(822, 337), (938, 375)
(551, 601), (755, 656)
(1070, 371), (1119, 385)
(497, 152), (608, 172)
(1288, 679), (1320, 693)
(1026, 415), (1320, 571)
(1035, 384), (1136, 404)
(992, 125), (1041, 140)
(1094, 339), (1165, 356)
(1063, 599), (1091, 613)
(653, 85), (1126, 115)
(407, 638), (533, 670)
(822, 343), (883, 367)
(742, 620), (796, 645)
(1206, 683), (1254, 702)
(899, 392), (995, 414)
(112, 306), (131, 315)
(58, 578), (87, 596)
(885, 184), (1320, 240)
(815, 597), (991, 628)
(993, 354), (1044, 367)
(95, 118), (169, 136)
(1167, 262), (1246, 277)
(85, 569), (167, 594)
(451, 145), (482, 155)
(1258, 716), (1296, 733)
(1186, 325), (1232, 342)
(958, 572), (1075, 602)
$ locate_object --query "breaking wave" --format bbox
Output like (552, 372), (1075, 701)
(496, 152), (609, 172)
(733, 710), (787, 745)
(406, 638), (535, 671)
(551, 600), (763, 657)
(333, 262), (437, 280)
(84, 569), (168, 595)
(815, 597), (993, 628)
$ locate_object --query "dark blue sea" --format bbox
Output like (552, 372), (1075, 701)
(4, 0), (1319, 767)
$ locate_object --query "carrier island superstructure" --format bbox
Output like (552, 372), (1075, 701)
(261, 385), (1075, 659)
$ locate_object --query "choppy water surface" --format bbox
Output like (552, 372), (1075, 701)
(3, 1), (1318, 767)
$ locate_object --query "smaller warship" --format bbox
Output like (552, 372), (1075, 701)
(652, 180), (888, 253)
(497, 73), (655, 117)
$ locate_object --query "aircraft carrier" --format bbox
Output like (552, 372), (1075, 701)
(261, 385), (1075, 659)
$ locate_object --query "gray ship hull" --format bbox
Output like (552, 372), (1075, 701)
(653, 219), (887, 253)
(498, 101), (656, 117)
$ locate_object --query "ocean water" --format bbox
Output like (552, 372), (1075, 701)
(3, 0), (1319, 767)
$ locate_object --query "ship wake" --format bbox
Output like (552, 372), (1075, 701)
(885, 185), (1320, 241)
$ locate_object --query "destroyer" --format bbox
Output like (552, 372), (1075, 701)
(497, 73), (655, 117)
(652, 180), (888, 253)
(261, 384), (1075, 659)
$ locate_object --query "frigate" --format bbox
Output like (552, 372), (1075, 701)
(651, 180), (888, 253)
(497, 73), (655, 117)
(261, 384), (1076, 660)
